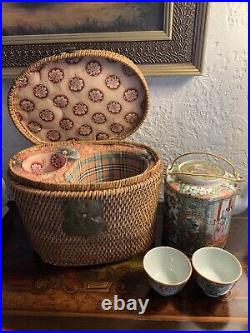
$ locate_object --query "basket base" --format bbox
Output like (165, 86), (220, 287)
(35, 247), (151, 267)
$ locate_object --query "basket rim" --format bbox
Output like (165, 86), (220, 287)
(8, 49), (150, 144)
(9, 140), (163, 192)
(9, 161), (163, 198)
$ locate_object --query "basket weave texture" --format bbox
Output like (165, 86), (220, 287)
(10, 167), (162, 266)
(8, 49), (163, 266)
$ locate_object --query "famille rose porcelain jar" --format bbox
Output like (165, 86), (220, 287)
(164, 152), (243, 255)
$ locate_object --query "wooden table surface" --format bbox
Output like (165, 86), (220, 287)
(3, 203), (248, 331)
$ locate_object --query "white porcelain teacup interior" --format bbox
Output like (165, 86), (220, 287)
(143, 246), (192, 285)
(192, 247), (242, 284)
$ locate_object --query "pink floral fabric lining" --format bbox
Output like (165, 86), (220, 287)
(13, 56), (146, 142)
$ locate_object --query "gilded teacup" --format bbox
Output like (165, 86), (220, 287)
(192, 247), (242, 297)
(143, 246), (192, 296)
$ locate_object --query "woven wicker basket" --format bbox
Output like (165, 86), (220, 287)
(8, 49), (163, 266)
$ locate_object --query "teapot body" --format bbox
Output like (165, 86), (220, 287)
(164, 179), (236, 255)
(164, 154), (239, 255)
(232, 183), (248, 215)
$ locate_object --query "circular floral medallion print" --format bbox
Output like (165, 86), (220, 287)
(31, 162), (43, 174)
(39, 109), (55, 122)
(68, 76), (85, 92)
(66, 57), (81, 64)
(124, 112), (139, 124)
(48, 68), (64, 83)
(27, 121), (42, 133)
(122, 64), (135, 77)
(105, 75), (120, 89)
(110, 123), (124, 134)
(20, 99), (35, 112)
(53, 95), (69, 108)
(86, 61), (102, 76)
(107, 101), (122, 114)
(88, 89), (103, 103)
(51, 153), (66, 169)
(33, 84), (48, 99)
(59, 118), (74, 130)
(16, 76), (28, 88)
(73, 103), (88, 116)
(123, 89), (138, 102)
(92, 113), (106, 124)
(79, 124), (92, 136)
(47, 130), (61, 141)
(96, 133), (109, 140)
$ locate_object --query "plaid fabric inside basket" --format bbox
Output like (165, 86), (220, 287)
(65, 151), (153, 184)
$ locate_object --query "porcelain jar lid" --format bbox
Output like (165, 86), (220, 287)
(177, 159), (225, 186)
(165, 152), (242, 201)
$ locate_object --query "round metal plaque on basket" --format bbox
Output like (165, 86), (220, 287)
(62, 199), (105, 237)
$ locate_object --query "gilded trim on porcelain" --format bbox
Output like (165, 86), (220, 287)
(143, 247), (192, 286)
(165, 169), (236, 202)
(192, 247), (243, 285)
(164, 186), (236, 254)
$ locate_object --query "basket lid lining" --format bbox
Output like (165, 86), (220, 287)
(8, 50), (149, 144)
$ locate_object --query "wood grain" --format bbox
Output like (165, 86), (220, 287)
(2, 202), (248, 330)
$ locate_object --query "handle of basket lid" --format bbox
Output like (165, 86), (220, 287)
(168, 151), (243, 182)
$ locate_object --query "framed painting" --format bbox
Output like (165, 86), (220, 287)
(2, 2), (209, 78)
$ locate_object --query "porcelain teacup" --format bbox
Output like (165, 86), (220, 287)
(192, 247), (242, 297)
(143, 246), (192, 296)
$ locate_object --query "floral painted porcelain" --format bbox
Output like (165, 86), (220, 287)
(164, 152), (243, 255)
(143, 246), (192, 296)
(192, 247), (242, 297)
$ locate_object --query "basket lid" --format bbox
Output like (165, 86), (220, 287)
(8, 49), (149, 144)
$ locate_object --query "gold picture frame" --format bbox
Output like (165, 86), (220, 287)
(2, 3), (173, 44)
(2, 2), (209, 78)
